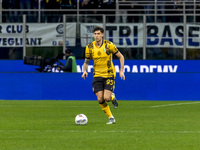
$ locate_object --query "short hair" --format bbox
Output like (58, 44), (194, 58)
(65, 48), (72, 54)
(93, 26), (104, 33)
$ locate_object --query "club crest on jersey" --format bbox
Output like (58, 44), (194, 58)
(104, 48), (107, 53)
(97, 51), (101, 56)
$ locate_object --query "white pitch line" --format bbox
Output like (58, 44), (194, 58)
(150, 101), (200, 108)
(0, 130), (200, 134)
(0, 130), (142, 133)
(0, 105), (99, 108)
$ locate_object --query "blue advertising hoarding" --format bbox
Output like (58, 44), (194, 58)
(1, 60), (200, 73)
(0, 60), (200, 100)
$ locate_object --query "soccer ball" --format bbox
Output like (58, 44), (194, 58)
(75, 114), (88, 125)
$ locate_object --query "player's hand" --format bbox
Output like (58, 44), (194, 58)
(120, 71), (125, 80)
(81, 71), (88, 80)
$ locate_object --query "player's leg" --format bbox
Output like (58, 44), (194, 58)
(103, 89), (116, 124)
(111, 93), (118, 109)
(93, 77), (113, 123)
(96, 91), (113, 119)
(104, 78), (118, 109)
(103, 90), (113, 102)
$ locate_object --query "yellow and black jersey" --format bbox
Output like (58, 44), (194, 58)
(85, 39), (118, 78)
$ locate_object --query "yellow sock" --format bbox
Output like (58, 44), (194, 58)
(111, 94), (114, 101)
(99, 101), (113, 118)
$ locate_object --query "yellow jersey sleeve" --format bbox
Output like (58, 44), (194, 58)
(85, 45), (91, 59)
(110, 42), (119, 54)
(105, 40), (118, 55)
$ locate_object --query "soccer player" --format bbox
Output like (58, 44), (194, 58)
(81, 26), (125, 124)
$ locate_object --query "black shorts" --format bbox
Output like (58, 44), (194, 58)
(92, 77), (115, 93)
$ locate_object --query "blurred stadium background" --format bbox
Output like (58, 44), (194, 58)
(0, 0), (200, 100)
(1, 1), (200, 150)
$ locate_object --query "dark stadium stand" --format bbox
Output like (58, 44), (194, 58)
(0, 0), (200, 60)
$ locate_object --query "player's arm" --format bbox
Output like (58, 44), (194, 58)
(82, 45), (91, 79)
(81, 58), (90, 79)
(115, 51), (125, 80)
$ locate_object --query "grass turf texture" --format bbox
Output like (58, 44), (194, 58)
(0, 100), (200, 150)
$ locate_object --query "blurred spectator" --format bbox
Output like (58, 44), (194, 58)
(32, 0), (39, 22)
(185, 0), (195, 22)
(59, 0), (76, 22)
(118, 0), (128, 23)
(175, 0), (184, 22)
(196, 2), (200, 22)
(143, 0), (166, 23)
(127, 0), (143, 23)
(2, 0), (8, 22)
(73, 0), (83, 8)
(19, 0), (32, 22)
(9, 0), (18, 22)
(60, 0), (75, 9)
(165, 0), (178, 22)
(2, 0), (18, 22)
(143, 0), (155, 22)
(81, 0), (102, 22)
(80, 0), (89, 22)
(40, 0), (46, 22)
(102, 0), (116, 23)
(118, 0), (142, 23)
(165, 0), (184, 22)
(45, 0), (60, 22)
(156, 0), (166, 22)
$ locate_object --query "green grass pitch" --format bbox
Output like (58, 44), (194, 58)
(0, 100), (200, 150)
